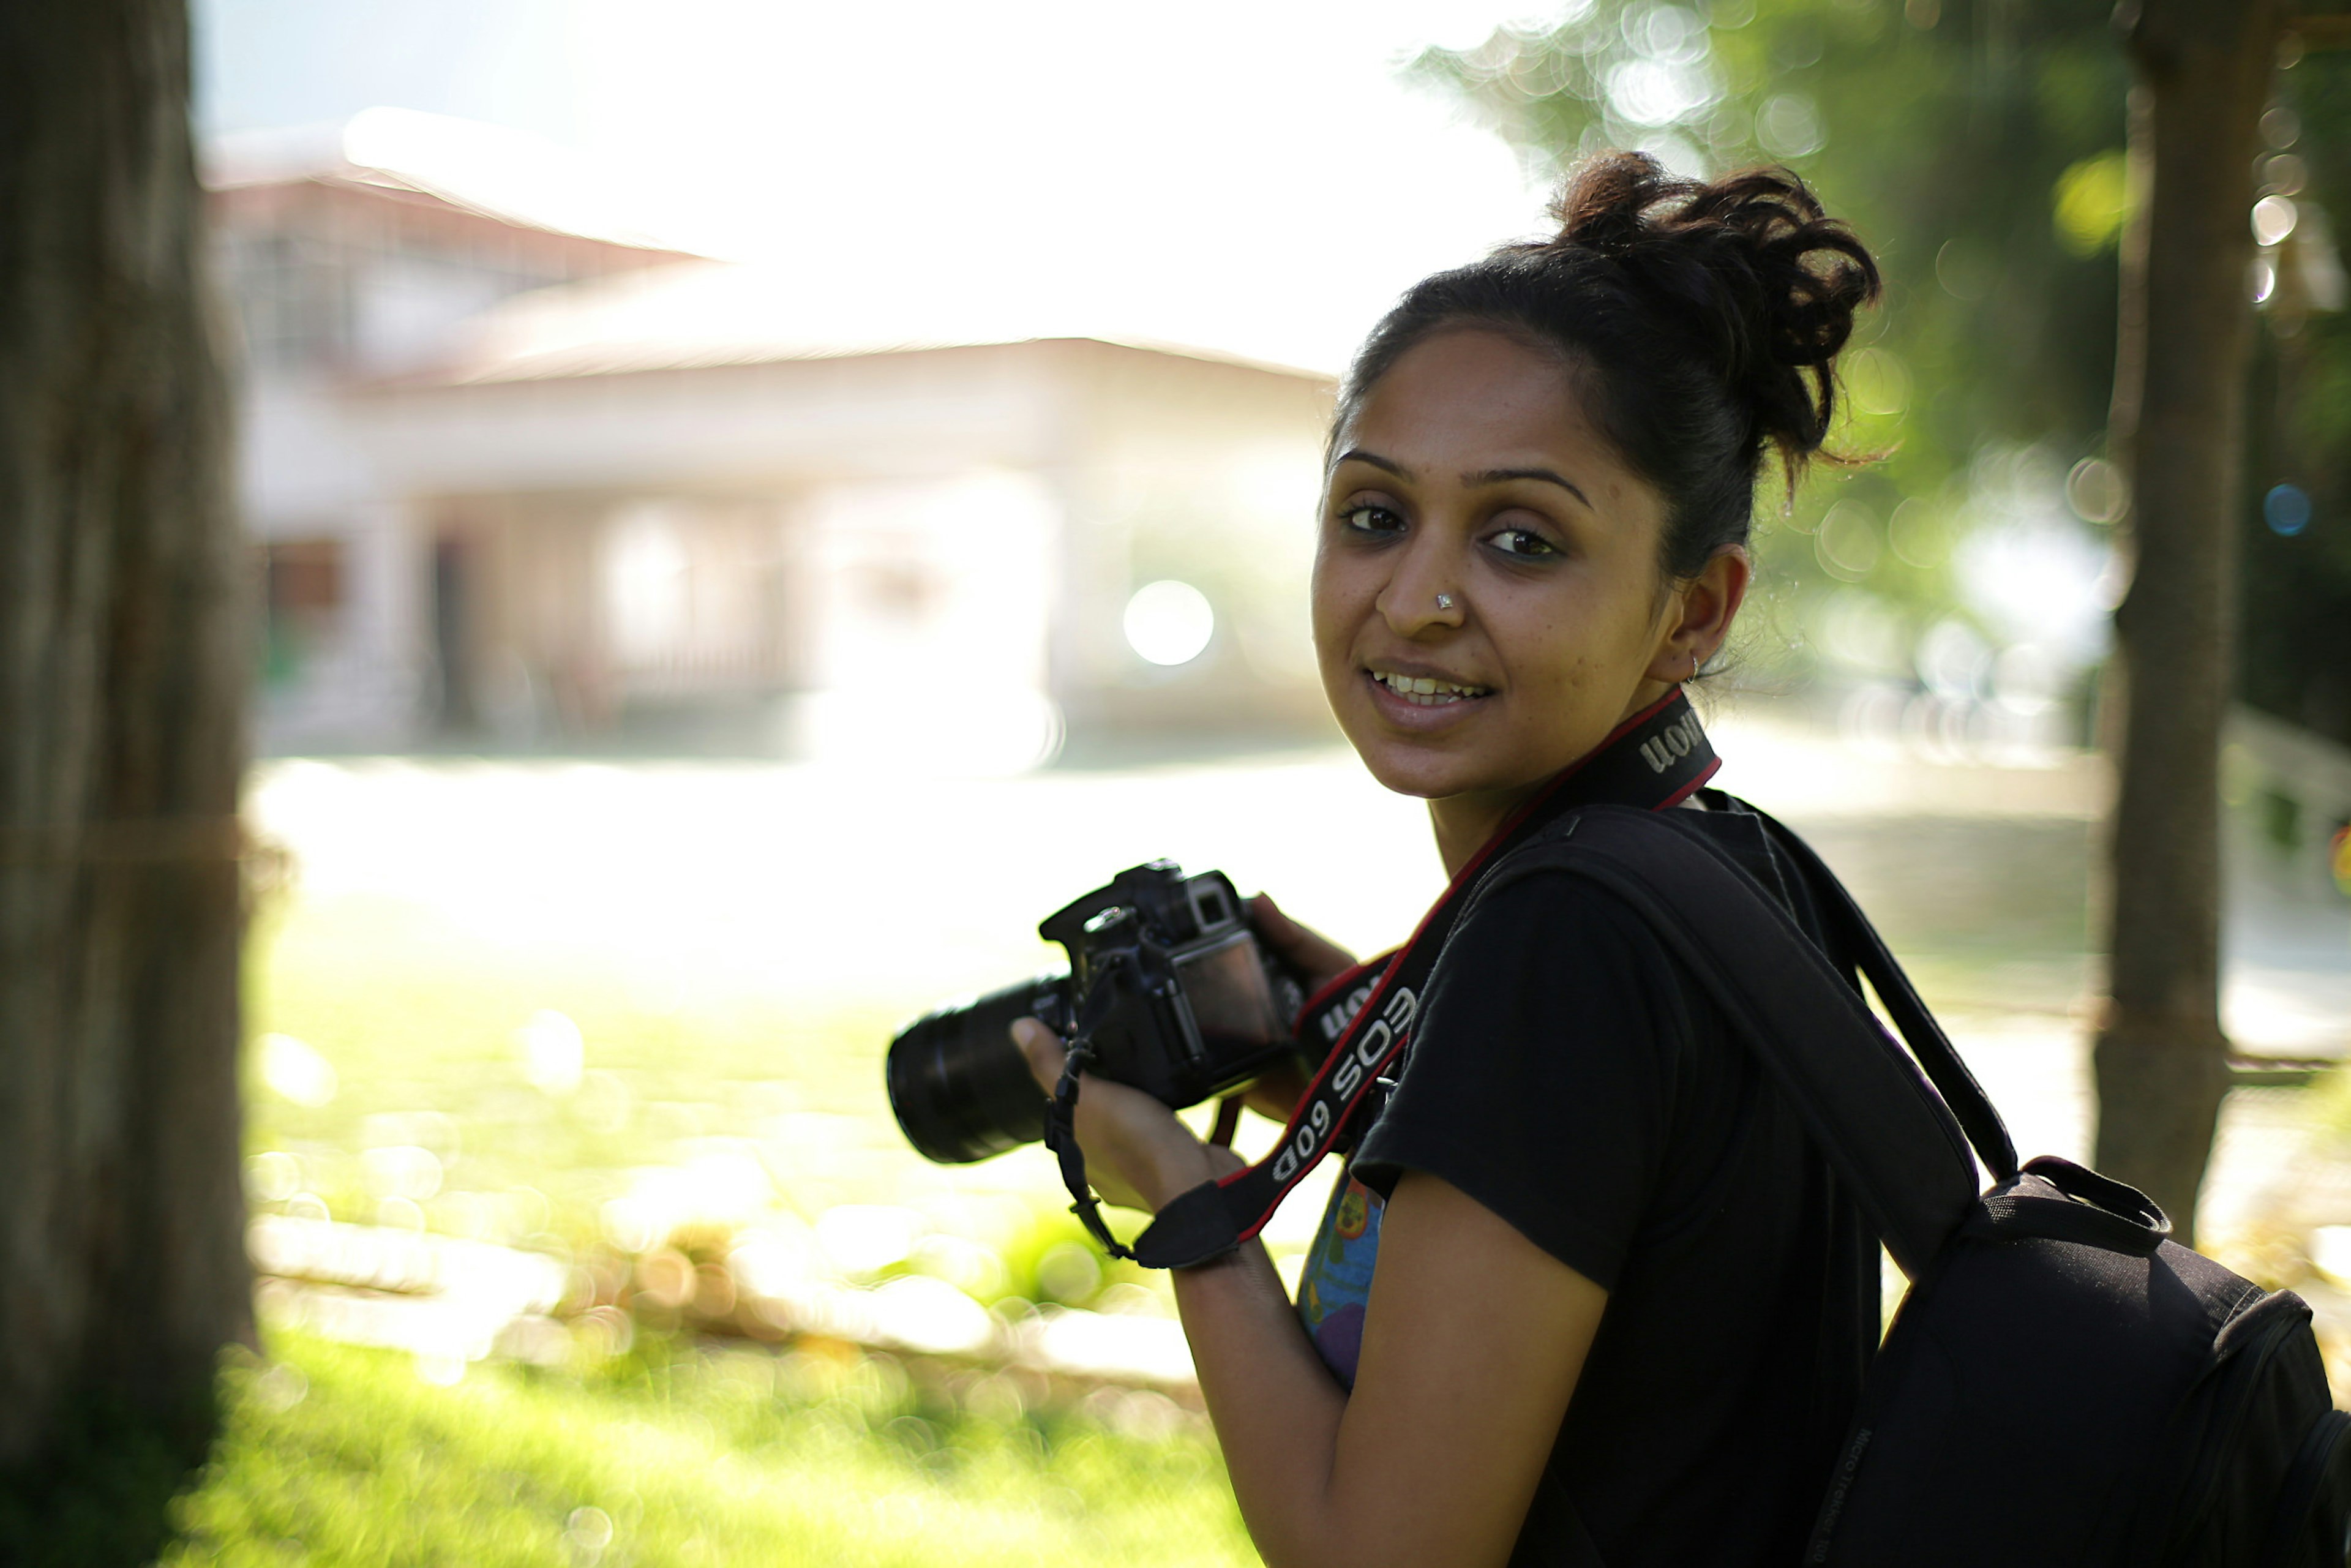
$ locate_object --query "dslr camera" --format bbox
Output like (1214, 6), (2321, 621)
(887, 861), (1308, 1165)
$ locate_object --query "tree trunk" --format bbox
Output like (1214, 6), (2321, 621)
(2094, 0), (2282, 1242)
(0, 0), (250, 1485)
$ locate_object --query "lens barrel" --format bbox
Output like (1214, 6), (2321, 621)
(885, 977), (1062, 1164)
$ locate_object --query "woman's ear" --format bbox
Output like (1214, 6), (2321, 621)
(1646, 546), (1750, 683)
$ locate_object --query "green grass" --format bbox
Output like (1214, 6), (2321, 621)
(241, 890), (1180, 1308)
(198, 890), (1256, 1566)
(160, 1333), (1255, 1568)
(242, 893), (915, 1243)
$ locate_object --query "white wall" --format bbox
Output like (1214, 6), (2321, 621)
(789, 470), (1063, 774)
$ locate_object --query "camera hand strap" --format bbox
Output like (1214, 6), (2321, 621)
(1078, 687), (1721, 1269)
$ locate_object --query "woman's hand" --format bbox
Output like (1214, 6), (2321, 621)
(1248, 893), (1357, 995)
(1010, 896), (1352, 1202)
(1013, 1018), (1239, 1212)
(1242, 895), (1360, 1122)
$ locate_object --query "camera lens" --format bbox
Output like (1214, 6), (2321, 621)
(885, 977), (1061, 1163)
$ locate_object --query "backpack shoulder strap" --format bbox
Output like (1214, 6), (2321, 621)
(1738, 802), (2020, 1184)
(1480, 805), (1998, 1278)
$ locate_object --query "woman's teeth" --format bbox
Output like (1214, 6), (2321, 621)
(1370, 669), (1491, 706)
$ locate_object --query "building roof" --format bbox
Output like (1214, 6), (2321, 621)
(209, 108), (1341, 386)
(410, 258), (1341, 387)
(204, 107), (694, 259)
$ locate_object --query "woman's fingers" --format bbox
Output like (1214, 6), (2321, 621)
(1008, 1016), (1215, 1212)
(1012, 1016), (1067, 1095)
(1243, 1059), (1311, 1123)
(1248, 893), (1358, 989)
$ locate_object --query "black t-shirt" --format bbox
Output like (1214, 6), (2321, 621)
(1302, 797), (1880, 1568)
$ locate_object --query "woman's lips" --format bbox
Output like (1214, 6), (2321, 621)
(1361, 667), (1493, 729)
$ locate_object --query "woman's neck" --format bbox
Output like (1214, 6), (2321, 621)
(1427, 783), (1545, 879)
(1422, 681), (1686, 877)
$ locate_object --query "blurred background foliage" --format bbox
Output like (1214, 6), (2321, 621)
(1419, 0), (2351, 749)
(2248, 34), (2351, 747)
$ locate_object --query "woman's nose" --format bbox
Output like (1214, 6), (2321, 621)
(1375, 533), (1468, 636)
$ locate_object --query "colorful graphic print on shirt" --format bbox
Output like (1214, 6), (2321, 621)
(1294, 1166), (1386, 1389)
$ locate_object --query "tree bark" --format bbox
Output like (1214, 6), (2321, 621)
(2094, 0), (2282, 1242)
(0, 0), (250, 1477)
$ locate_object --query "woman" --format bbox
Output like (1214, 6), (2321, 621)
(1016, 151), (1883, 1567)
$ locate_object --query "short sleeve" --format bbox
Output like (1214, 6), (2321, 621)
(1349, 869), (1689, 1293)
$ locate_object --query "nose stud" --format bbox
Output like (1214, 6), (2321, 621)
(1435, 593), (1455, 612)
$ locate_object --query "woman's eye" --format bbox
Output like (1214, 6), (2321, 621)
(1338, 504), (1403, 535)
(1491, 527), (1559, 558)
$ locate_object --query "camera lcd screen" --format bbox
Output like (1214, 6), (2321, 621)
(1173, 932), (1288, 1051)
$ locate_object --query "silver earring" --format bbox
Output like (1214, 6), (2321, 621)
(1436, 593), (1455, 611)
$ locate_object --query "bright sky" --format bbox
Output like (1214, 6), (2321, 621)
(196, 0), (1562, 372)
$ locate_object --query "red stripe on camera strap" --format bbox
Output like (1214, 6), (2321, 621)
(1121, 688), (1720, 1269)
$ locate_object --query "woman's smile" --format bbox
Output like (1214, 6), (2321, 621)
(1363, 663), (1496, 721)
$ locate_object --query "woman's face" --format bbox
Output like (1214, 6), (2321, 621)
(1312, 326), (1685, 808)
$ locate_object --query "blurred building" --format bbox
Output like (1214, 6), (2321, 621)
(209, 111), (1337, 762)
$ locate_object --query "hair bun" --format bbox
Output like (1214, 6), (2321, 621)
(1338, 149), (1885, 583)
(1546, 151), (1881, 464)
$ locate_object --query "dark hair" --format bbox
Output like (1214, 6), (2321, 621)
(1333, 151), (1882, 582)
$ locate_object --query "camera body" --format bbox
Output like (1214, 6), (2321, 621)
(887, 861), (1307, 1165)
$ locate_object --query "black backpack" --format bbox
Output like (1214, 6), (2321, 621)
(1501, 803), (2351, 1568)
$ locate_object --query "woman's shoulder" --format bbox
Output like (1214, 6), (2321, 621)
(1465, 793), (1818, 945)
(1440, 844), (1674, 969)
(1358, 809), (1777, 1286)
(1415, 794), (1830, 1051)
(1415, 842), (1697, 1060)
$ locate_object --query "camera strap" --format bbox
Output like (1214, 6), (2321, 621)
(1054, 686), (1720, 1269)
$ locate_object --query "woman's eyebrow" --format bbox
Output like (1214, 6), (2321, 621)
(1463, 466), (1593, 510)
(1335, 451), (1594, 512)
(1334, 449), (1411, 479)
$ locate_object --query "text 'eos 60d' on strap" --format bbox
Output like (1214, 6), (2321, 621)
(1092, 689), (1721, 1270)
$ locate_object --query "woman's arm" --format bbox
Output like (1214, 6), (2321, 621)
(1015, 1028), (1608, 1568)
(1184, 1170), (1607, 1568)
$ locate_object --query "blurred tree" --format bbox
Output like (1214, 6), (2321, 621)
(0, 0), (251, 1553)
(2093, 0), (2282, 1240)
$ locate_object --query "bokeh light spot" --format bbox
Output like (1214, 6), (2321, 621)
(1755, 94), (1825, 159)
(1846, 347), (1911, 417)
(1935, 238), (1993, 302)
(2254, 194), (2300, 247)
(2065, 457), (2124, 523)
(1816, 502), (1883, 580)
(1888, 498), (1948, 569)
(246, 1150), (302, 1203)
(567, 1507), (615, 1560)
(1035, 1241), (1102, 1305)
(517, 1008), (585, 1095)
(1123, 580), (1215, 666)
(259, 1032), (337, 1107)
(2052, 151), (2129, 257)
(2265, 483), (2313, 536)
